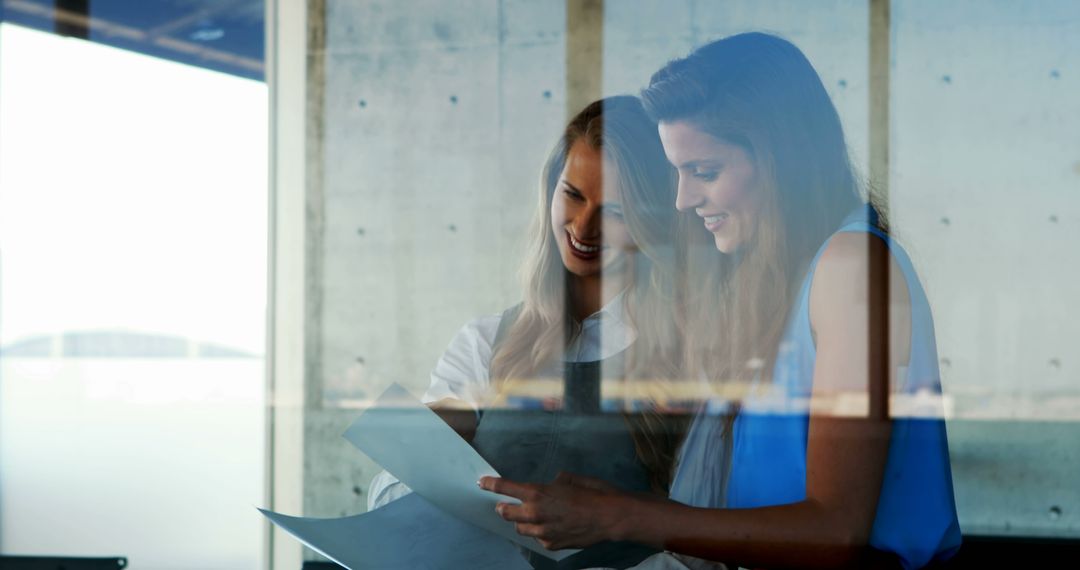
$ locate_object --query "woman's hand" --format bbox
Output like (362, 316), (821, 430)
(478, 471), (634, 550)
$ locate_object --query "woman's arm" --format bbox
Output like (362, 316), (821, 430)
(424, 314), (500, 405)
(482, 234), (908, 569)
(483, 469), (893, 569)
(424, 313), (503, 439)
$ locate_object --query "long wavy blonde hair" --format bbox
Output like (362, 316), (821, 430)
(489, 96), (690, 490)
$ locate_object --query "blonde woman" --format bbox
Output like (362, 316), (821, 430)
(368, 96), (688, 569)
(482, 33), (960, 570)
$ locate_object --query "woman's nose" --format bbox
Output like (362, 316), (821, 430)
(572, 206), (602, 239)
(674, 176), (702, 212)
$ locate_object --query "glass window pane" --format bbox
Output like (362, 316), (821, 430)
(0, 22), (268, 568)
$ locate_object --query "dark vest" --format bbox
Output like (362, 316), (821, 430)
(470, 305), (659, 570)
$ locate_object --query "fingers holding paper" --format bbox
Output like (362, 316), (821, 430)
(479, 473), (631, 551)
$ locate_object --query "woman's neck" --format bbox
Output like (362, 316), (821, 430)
(569, 272), (628, 322)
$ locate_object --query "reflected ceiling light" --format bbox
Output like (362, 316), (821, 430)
(190, 27), (225, 42)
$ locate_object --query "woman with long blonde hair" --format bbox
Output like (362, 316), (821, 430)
(482, 33), (960, 570)
(369, 95), (689, 569)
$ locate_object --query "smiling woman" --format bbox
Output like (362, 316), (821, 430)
(365, 96), (688, 569)
(551, 137), (637, 318)
(481, 32), (961, 570)
(552, 141), (631, 275)
(657, 122), (759, 254)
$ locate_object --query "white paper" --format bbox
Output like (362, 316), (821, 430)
(342, 383), (578, 561)
(259, 493), (531, 570)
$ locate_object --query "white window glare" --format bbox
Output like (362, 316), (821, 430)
(0, 24), (268, 569)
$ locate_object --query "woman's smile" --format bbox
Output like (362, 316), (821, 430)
(700, 211), (729, 232)
(659, 120), (759, 254)
(551, 140), (633, 278)
(567, 230), (602, 259)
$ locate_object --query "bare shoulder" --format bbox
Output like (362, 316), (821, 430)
(811, 233), (882, 302)
(818, 231), (889, 271)
(809, 231), (911, 330)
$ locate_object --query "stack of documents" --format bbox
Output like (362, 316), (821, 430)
(260, 383), (577, 569)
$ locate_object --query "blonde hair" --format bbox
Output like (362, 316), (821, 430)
(489, 96), (688, 490)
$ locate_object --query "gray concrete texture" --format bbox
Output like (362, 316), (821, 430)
(298, 0), (1080, 541)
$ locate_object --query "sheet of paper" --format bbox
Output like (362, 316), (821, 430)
(259, 493), (531, 570)
(343, 383), (577, 561)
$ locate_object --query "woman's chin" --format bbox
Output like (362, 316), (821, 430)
(713, 234), (742, 255)
(562, 254), (600, 277)
(562, 252), (628, 279)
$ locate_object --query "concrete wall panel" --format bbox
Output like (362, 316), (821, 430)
(305, 2), (568, 531)
(891, 0), (1080, 538)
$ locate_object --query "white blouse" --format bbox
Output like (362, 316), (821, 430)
(366, 294), (636, 510)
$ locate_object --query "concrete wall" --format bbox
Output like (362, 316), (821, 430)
(284, 0), (1080, 547)
(889, 0), (1080, 536)
(301, 0), (570, 523)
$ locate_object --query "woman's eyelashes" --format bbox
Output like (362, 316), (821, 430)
(562, 187), (622, 219)
(562, 188), (585, 201)
(691, 168), (720, 182)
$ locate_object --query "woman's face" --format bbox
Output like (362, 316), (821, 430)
(550, 141), (635, 278)
(658, 120), (759, 254)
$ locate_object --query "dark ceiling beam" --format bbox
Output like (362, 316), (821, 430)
(6, 0), (144, 40)
(53, 0), (87, 38)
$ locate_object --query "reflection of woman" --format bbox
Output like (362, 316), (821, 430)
(482, 33), (961, 570)
(368, 96), (687, 569)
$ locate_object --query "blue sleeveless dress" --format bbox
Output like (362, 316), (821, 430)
(670, 207), (961, 569)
